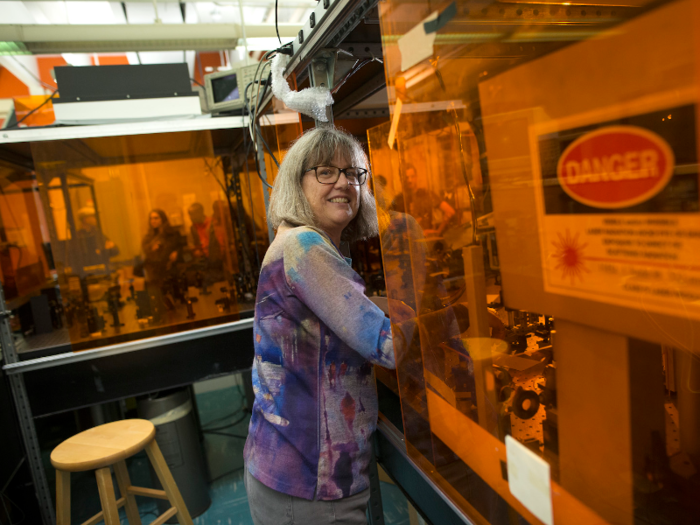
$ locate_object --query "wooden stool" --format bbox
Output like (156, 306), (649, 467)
(51, 419), (194, 525)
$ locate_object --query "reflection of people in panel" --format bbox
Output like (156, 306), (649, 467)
(390, 164), (456, 236)
(75, 206), (119, 268)
(188, 202), (211, 258)
(141, 209), (180, 282)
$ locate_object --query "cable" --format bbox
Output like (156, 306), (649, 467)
(275, 0), (282, 45)
(251, 71), (281, 184)
(249, 51), (276, 139)
(252, 145), (273, 189)
(331, 57), (382, 94)
(190, 77), (204, 88)
(244, 81), (256, 127)
(249, 58), (273, 147)
(255, 122), (280, 169)
(247, 91), (274, 187)
(254, 68), (271, 122)
(243, 81), (273, 190)
(242, 127), (263, 272)
(151, 0), (162, 23)
(253, 69), (273, 137)
(5, 90), (59, 130)
(243, 45), (293, 190)
(248, 53), (267, 137)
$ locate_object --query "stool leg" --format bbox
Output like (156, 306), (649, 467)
(95, 467), (121, 525)
(56, 470), (71, 525)
(113, 461), (142, 525)
(145, 440), (194, 525)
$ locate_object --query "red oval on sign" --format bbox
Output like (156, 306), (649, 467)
(556, 126), (675, 209)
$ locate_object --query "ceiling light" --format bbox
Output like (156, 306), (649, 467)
(0, 41), (31, 56)
(0, 24), (303, 54)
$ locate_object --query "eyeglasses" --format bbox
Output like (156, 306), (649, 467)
(304, 166), (368, 186)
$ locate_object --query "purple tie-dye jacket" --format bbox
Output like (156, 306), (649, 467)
(244, 223), (395, 501)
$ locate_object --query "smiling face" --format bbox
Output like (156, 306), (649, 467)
(301, 150), (360, 246)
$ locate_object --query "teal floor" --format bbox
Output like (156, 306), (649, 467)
(70, 378), (415, 525)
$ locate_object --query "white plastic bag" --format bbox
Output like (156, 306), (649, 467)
(271, 53), (334, 122)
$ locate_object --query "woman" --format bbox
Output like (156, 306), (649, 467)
(141, 209), (181, 284)
(244, 127), (396, 524)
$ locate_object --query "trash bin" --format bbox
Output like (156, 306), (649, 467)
(137, 387), (210, 522)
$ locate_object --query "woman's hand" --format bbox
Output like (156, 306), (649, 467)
(169, 251), (178, 262)
(387, 298), (417, 324)
(152, 242), (162, 251)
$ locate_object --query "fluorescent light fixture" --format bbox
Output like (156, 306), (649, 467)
(0, 23), (303, 54)
(0, 41), (31, 55)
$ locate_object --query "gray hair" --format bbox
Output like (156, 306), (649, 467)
(267, 126), (378, 242)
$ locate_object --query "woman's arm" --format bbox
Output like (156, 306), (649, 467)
(283, 228), (396, 369)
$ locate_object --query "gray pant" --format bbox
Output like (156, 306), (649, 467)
(244, 468), (370, 525)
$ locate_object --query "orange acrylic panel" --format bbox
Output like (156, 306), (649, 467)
(5, 128), (268, 356)
(372, 0), (700, 524)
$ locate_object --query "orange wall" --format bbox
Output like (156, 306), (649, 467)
(3, 56), (130, 97)
(193, 52), (225, 86)
(93, 55), (130, 66)
(0, 67), (30, 98)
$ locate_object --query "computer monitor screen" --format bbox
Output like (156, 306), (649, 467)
(211, 73), (239, 103)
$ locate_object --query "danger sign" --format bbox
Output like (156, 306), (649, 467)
(531, 100), (700, 321)
(557, 126), (675, 209)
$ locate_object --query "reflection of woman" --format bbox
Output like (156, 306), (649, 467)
(141, 209), (180, 282)
(243, 127), (396, 525)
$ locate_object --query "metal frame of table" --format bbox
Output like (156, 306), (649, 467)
(1, 279), (255, 525)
